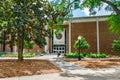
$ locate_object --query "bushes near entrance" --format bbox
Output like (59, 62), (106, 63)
(66, 52), (108, 58)
(68, 36), (107, 58)
(0, 52), (7, 57)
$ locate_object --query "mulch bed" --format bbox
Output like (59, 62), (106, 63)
(0, 60), (61, 78)
(66, 59), (120, 69)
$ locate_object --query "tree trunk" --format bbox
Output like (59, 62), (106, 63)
(18, 40), (23, 61)
(102, 0), (120, 15)
(18, 33), (24, 61)
(3, 31), (6, 52)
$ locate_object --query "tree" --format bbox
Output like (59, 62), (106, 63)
(74, 36), (89, 50)
(0, 0), (70, 61)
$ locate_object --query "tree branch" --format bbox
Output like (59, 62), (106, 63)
(101, 0), (120, 15)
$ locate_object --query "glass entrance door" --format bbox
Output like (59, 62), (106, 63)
(52, 45), (66, 54)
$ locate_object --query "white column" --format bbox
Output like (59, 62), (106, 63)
(45, 25), (49, 53)
(96, 17), (100, 53)
(45, 38), (49, 53)
(14, 45), (17, 54)
(69, 20), (72, 53)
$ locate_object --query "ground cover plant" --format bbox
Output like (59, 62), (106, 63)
(0, 60), (61, 78)
(2, 52), (45, 58)
(2, 53), (36, 58)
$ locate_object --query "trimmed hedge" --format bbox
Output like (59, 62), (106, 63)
(65, 52), (78, 58)
(66, 52), (108, 58)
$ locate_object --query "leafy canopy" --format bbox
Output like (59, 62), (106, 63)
(0, 0), (70, 60)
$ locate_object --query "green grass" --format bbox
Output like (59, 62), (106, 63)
(3, 53), (36, 58)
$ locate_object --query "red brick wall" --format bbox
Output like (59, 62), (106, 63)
(99, 21), (118, 55)
(24, 44), (44, 53)
(68, 21), (118, 55)
(0, 44), (44, 53)
(64, 25), (69, 53)
(71, 22), (97, 53)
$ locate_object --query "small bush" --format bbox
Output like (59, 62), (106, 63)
(0, 52), (7, 57)
(112, 39), (120, 52)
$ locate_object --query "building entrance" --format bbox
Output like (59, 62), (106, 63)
(52, 30), (66, 54)
(52, 45), (66, 54)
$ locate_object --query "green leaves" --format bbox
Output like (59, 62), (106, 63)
(24, 41), (34, 49)
(48, 0), (72, 30)
(0, 0), (70, 60)
(81, 0), (102, 15)
(107, 15), (120, 34)
(112, 39), (120, 52)
(74, 36), (89, 50)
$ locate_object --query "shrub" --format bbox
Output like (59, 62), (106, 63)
(0, 52), (7, 57)
(112, 39), (120, 52)
(66, 52), (78, 58)
(65, 52), (107, 58)
(85, 53), (107, 58)
(66, 52), (88, 58)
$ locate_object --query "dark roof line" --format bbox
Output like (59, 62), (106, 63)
(70, 15), (110, 20)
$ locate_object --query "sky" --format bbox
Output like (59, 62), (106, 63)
(48, 0), (112, 18)
(72, 6), (112, 17)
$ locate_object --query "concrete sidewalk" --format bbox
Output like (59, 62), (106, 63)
(0, 54), (120, 80)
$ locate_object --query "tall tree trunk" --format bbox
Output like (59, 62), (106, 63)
(17, 32), (24, 61)
(17, 25), (25, 61)
(18, 39), (24, 61)
(3, 31), (6, 52)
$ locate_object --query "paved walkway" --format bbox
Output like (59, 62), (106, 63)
(0, 54), (120, 80)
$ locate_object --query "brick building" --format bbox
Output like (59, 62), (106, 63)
(0, 15), (118, 55)
(47, 15), (118, 55)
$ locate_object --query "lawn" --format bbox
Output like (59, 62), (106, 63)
(0, 60), (61, 78)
